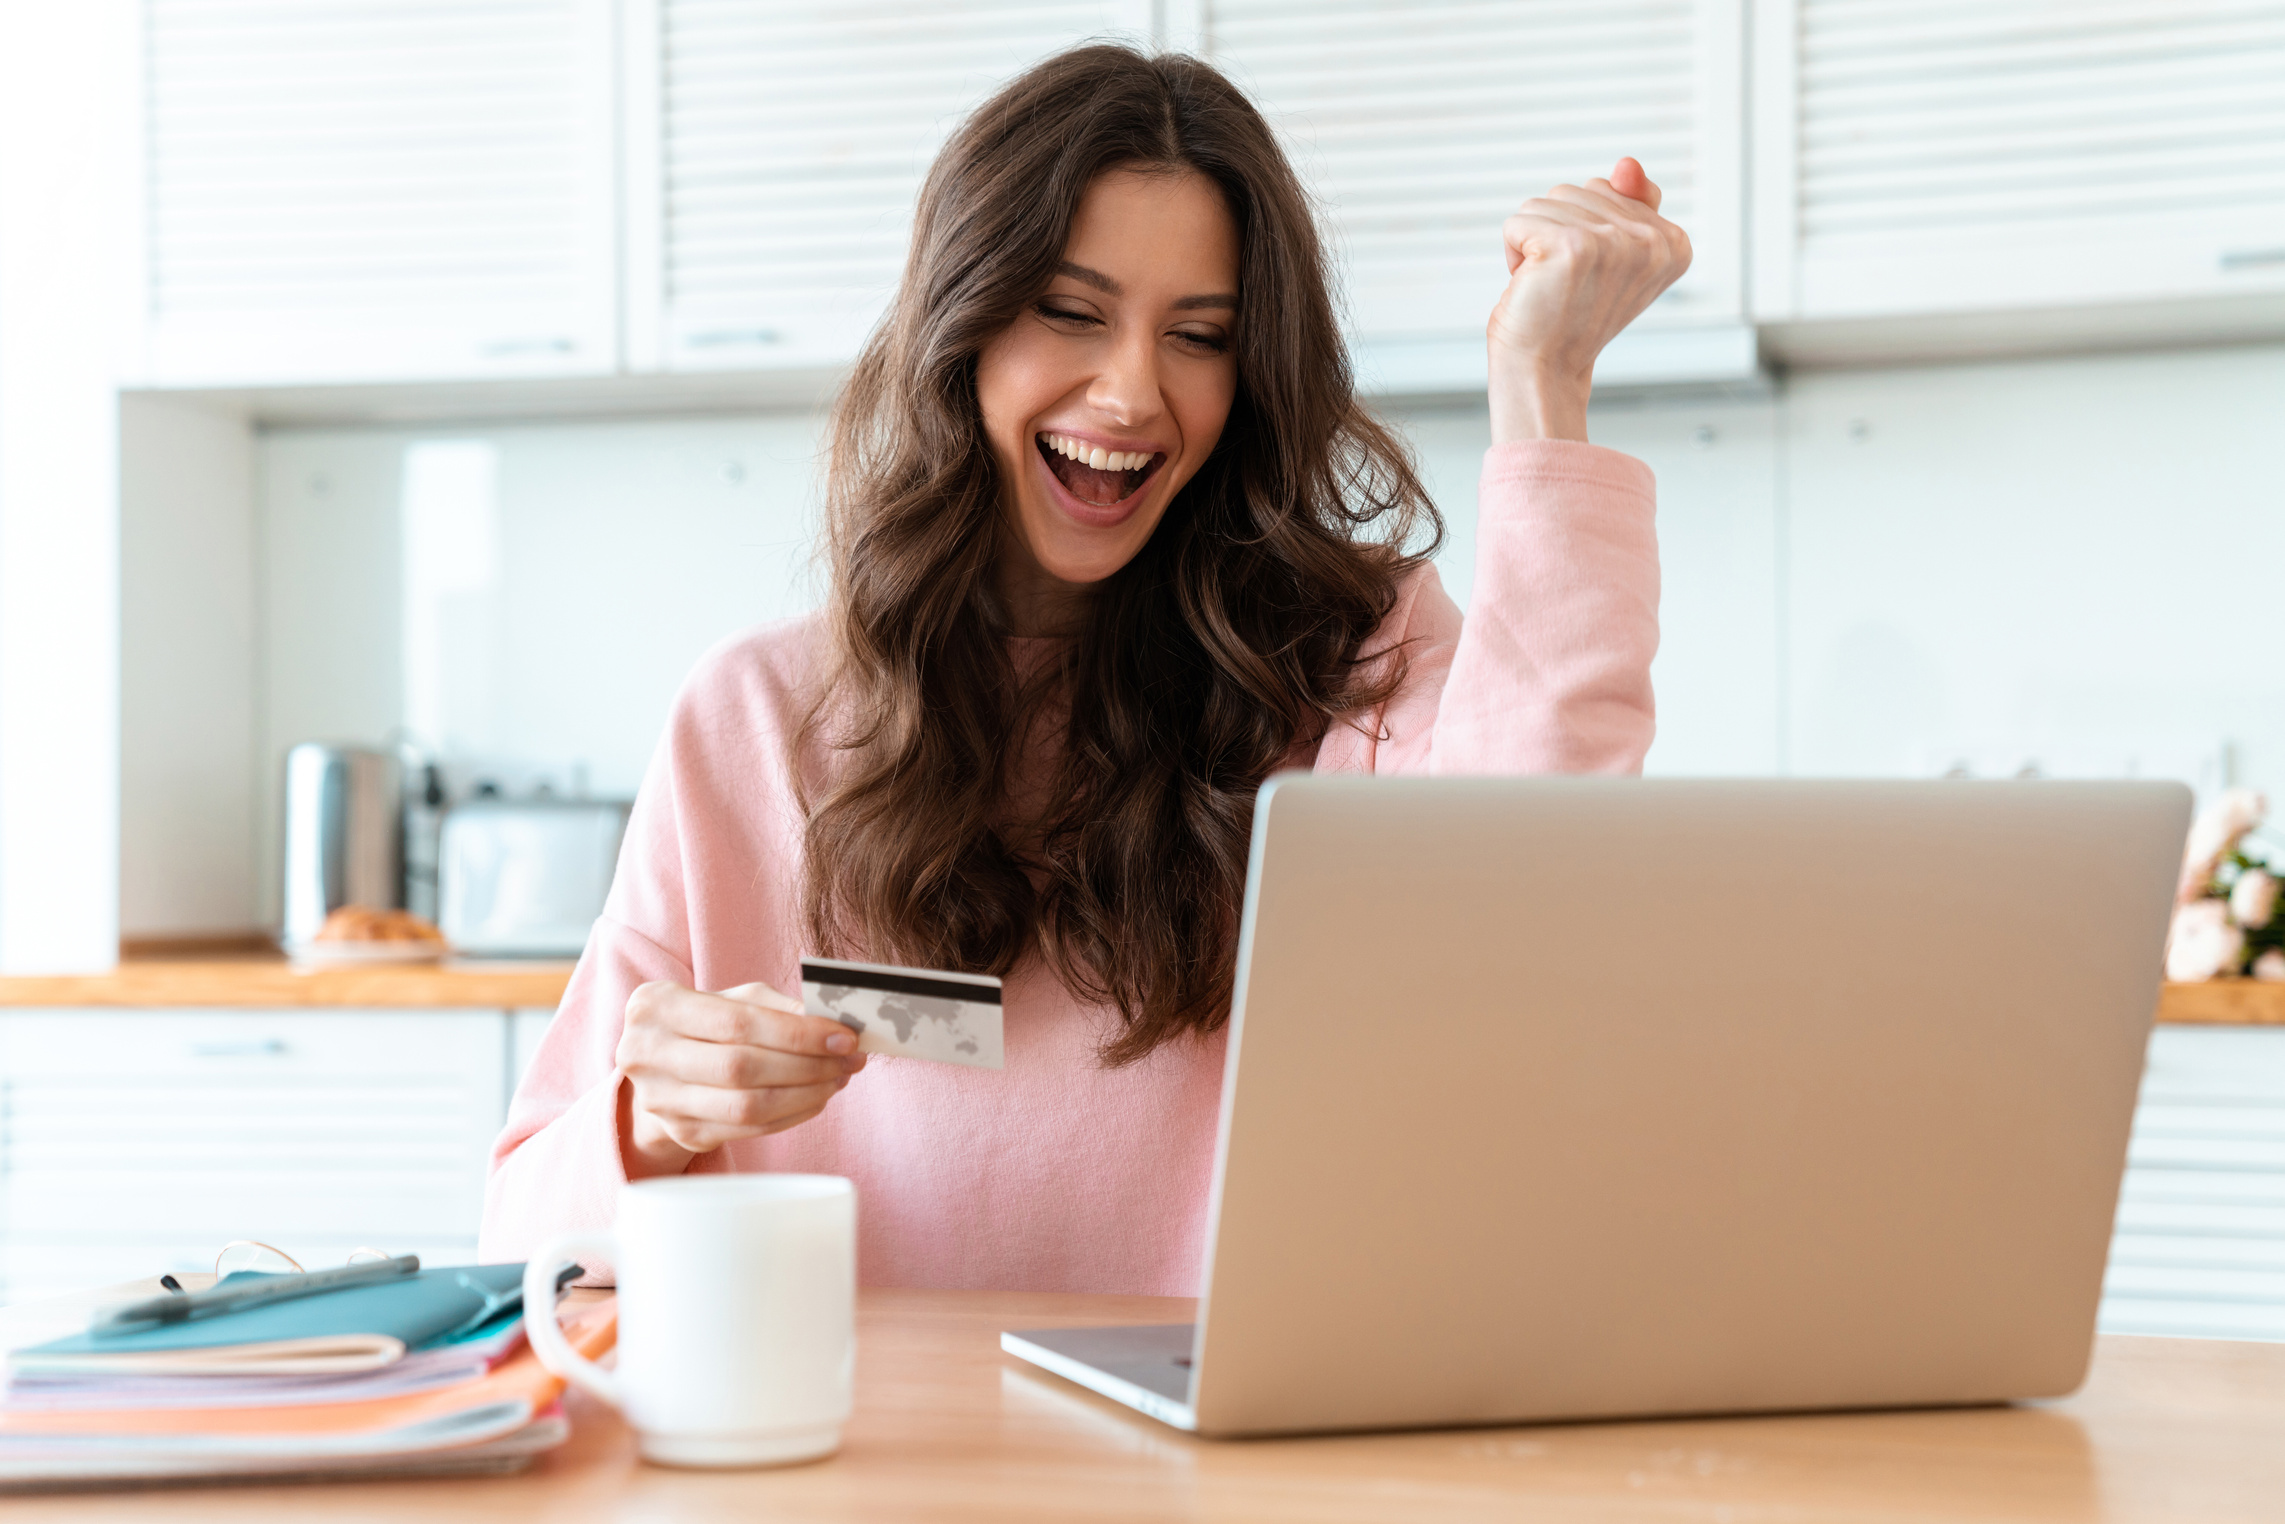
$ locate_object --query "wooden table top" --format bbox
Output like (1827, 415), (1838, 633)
(8, 1288), (2282, 1522)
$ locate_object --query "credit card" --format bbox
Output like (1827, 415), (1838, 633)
(800, 956), (1004, 1070)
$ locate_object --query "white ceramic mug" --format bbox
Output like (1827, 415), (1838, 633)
(523, 1174), (855, 1468)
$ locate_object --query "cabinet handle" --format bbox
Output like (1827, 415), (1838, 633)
(480, 338), (577, 357)
(189, 1039), (289, 1059)
(2220, 249), (2285, 272)
(684, 328), (783, 348)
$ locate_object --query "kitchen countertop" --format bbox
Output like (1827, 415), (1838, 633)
(0, 958), (2277, 1022)
(2154, 979), (2285, 1025)
(0, 954), (575, 1008)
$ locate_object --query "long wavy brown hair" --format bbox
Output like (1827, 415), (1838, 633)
(799, 44), (1441, 1065)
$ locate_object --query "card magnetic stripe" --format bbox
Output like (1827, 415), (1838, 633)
(800, 963), (1003, 1007)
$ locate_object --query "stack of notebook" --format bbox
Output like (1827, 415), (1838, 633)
(0, 1262), (614, 1490)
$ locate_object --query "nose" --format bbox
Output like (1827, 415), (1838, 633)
(1087, 323), (1163, 429)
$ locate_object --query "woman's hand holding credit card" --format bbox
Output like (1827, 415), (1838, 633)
(615, 977), (870, 1176)
(615, 960), (1003, 1176)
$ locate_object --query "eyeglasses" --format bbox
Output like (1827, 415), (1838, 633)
(213, 1240), (397, 1277)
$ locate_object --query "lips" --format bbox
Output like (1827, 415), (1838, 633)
(1036, 435), (1164, 512)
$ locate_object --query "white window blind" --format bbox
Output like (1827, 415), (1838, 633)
(1202, 0), (1742, 346)
(635, 0), (1145, 369)
(1770, 0), (2285, 318)
(136, 0), (617, 385)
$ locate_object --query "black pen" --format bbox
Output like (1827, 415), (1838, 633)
(95, 1255), (421, 1336)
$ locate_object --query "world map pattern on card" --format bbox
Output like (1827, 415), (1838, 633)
(801, 957), (1004, 1070)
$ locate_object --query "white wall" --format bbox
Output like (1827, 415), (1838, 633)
(0, 1), (125, 970)
(1397, 341), (2281, 790)
(1782, 345), (2282, 790)
(119, 398), (257, 937)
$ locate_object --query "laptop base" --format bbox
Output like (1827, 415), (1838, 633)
(1000, 1324), (1199, 1431)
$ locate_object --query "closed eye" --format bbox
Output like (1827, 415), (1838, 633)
(1037, 299), (1229, 356)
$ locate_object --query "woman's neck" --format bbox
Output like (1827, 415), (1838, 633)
(995, 538), (1095, 639)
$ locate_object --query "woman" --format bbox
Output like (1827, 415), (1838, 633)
(482, 45), (1687, 1294)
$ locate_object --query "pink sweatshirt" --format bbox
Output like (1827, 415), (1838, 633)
(479, 439), (1659, 1295)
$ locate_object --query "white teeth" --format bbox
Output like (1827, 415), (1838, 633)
(1039, 434), (1153, 473)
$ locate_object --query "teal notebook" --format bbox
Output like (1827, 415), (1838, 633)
(10, 1265), (554, 1377)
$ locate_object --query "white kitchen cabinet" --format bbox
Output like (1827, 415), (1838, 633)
(124, 0), (620, 387)
(621, 0), (1151, 373)
(1750, 1), (2285, 334)
(1195, 0), (1752, 390)
(111, 2), (2285, 400)
(2102, 1025), (2285, 1342)
(0, 1010), (508, 1305)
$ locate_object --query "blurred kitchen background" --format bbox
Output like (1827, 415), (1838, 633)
(0, 2), (2281, 1319)
(2, 0), (2278, 959)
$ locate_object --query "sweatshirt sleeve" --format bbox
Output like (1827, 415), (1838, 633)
(476, 709), (704, 1279)
(1320, 438), (1660, 777)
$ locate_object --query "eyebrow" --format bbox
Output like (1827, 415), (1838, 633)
(1054, 260), (1238, 312)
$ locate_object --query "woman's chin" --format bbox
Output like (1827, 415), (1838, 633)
(1028, 528), (1153, 589)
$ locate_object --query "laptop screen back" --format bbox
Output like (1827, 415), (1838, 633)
(1189, 778), (2187, 1436)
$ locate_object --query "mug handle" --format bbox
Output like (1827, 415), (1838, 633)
(523, 1232), (621, 1410)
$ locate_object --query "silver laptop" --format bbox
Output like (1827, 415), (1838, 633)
(1003, 776), (2189, 1437)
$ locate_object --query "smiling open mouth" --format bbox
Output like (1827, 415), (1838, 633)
(1037, 432), (1164, 509)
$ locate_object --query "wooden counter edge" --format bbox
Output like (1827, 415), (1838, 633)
(0, 965), (2277, 1023)
(0, 956), (574, 1009)
(2155, 978), (2285, 1025)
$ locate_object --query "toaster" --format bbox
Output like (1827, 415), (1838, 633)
(437, 799), (631, 958)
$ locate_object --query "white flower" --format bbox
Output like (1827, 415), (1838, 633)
(2254, 951), (2285, 982)
(2167, 899), (2247, 982)
(2231, 869), (2281, 930)
(2179, 788), (2269, 903)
